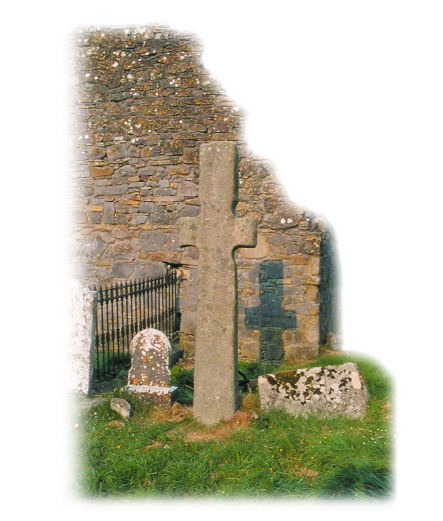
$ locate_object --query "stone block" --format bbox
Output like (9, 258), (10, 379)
(106, 239), (138, 261)
(305, 285), (319, 302)
(292, 255), (310, 265)
(179, 203), (200, 217)
(238, 232), (269, 259)
(112, 262), (134, 278)
(284, 344), (318, 361)
(179, 333), (195, 355)
(139, 166), (160, 176)
(285, 242), (301, 254)
(239, 340), (260, 360)
(106, 144), (125, 160)
(132, 214), (148, 225)
(79, 234), (106, 259)
(301, 235), (321, 255)
(114, 165), (137, 177)
(304, 316), (320, 344)
(154, 187), (176, 196)
(150, 211), (176, 225)
(90, 165), (114, 178)
(143, 262), (168, 278)
(88, 146), (107, 160)
(89, 211), (102, 224)
(177, 181), (199, 197)
(110, 398), (131, 419)
(268, 232), (286, 246)
(103, 202), (115, 224)
(180, 310), (197, 335)
(258, 363), (369, 418)
(68, 281), (96, 396)
(307, 256), (320, 277)
(140, 202), (155, 214)
(140, 230), (165, 252)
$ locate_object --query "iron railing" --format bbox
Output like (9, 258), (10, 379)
(90, 269), (180, 380)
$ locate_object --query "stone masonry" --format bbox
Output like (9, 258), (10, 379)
(70, 25), (340, 362)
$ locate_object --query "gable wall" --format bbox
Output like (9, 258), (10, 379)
(71, 26), (335, 361)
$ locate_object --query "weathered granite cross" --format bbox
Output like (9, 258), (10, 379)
(179, 142), (257, 425)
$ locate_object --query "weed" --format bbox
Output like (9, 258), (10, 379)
(170, 366), (194, 406)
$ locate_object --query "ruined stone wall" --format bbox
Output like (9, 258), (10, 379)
(71, 26), (336, 361)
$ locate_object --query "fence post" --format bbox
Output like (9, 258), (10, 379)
(68, 280), (97, 396)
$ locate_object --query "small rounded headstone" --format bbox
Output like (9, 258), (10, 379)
(127, 328), (177, 407)
(128, 328), (172, 387)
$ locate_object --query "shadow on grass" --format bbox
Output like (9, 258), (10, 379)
(318, 464), (392, 499)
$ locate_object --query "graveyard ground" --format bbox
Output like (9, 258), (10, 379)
(73, 350), (393, 499)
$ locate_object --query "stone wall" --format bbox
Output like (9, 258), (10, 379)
(70, 25), (338, 361)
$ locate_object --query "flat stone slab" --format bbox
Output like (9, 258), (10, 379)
(258, 362), (370, 418)
(127, 385), (177, 407)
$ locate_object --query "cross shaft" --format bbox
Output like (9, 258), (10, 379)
(179, 142), (257, 425)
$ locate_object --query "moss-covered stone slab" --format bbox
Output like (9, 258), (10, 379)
(258, 362), (369, 418)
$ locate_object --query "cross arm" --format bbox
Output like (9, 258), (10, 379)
(232, 217), (257, 250)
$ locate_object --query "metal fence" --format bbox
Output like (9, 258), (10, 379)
(90, 269), (180, 380)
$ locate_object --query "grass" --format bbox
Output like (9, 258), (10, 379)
(93, 348), (131, 381)
(74, 351), (393, 499)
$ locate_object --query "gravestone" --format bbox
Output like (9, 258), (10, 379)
(127, 328), (177, 407)
(258, 362), (370, 418)
(179, 142), (257, 425)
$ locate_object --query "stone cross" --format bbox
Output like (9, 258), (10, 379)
(127, 328), (177, 407)
(179, 142), (257, 425)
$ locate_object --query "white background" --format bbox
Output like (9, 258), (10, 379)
(3, 1), (442, 519)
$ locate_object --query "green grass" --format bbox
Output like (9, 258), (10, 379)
(93, 348), (131, 380)
(74, 352), (393, 499)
